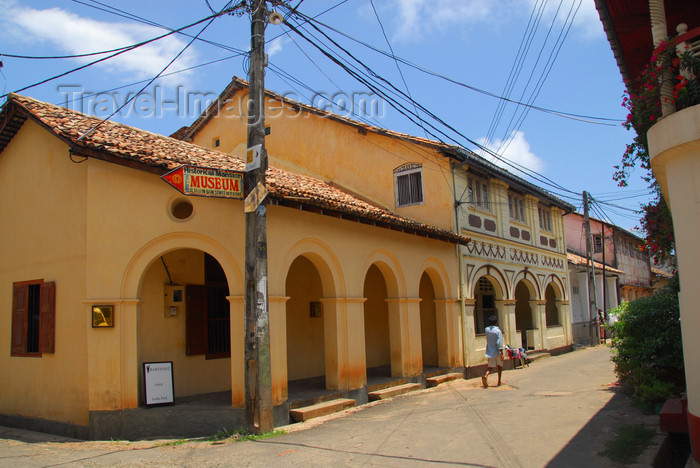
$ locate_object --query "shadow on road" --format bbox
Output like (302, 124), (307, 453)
(546, 384), (657, 467)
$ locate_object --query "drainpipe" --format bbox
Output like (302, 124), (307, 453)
(451, 162), (469, 370)
(648, 0), (676, 116)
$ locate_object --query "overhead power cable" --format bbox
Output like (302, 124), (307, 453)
(497, 0), (583, 156)
(282, 12), (581, 199)
(483, 0), (548, 153)
(289, 8), (621, 126)
(76, 1), (234, 141)
(0, 5), (240, 100)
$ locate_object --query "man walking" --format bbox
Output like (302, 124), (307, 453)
(482, 315), (504, 388)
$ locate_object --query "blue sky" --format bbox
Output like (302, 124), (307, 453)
(0, 0), (650, 231)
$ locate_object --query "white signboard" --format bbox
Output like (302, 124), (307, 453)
(143, 361), (174, 407)
(245, 144), (262, 172)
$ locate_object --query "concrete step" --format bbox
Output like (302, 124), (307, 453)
(368, 382), (422, 401)
(526, 351), (552, 362)
(290, 398), (356, 423)
(426, 372), (463, 388)
(366, 378), (409, 393)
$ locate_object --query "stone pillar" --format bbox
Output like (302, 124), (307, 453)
(344, 298), (368, 390)
(463, 298), (476, 367)
(495, 299), (516, 348)
(533, 299), (547, 350)
(386, 298), (423, 377)
(228, 296), (245, 407)
(321, 297), (346, 391)
(649, 106), (700, 462)
(320, 297), (367, 391)
(268, 296), (289, 404)
(434, 299), (462, 368)
(559, 300), (572, 345)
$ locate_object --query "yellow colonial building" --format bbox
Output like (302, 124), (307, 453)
(1, 79), (572, 439)
(0, 93), (466, 439)
(179, 78), (575, 376)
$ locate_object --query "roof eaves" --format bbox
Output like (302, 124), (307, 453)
(594, 0), (632, 85)
(5, 93), (469, 248)
(450, 146), (575, 211)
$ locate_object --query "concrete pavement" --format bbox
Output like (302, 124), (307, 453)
(0, 345), (662, 467)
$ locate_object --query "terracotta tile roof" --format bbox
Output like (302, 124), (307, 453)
(178, 77), (448, 151)
(175, 76), (575, 212)
(567, 251), (625, 275)
(1, 94), (470, 246)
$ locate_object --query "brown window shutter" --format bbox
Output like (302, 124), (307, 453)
(186, 285), (207, 355)
(11, 283), (28, 356)
(39, 281), (56, 354)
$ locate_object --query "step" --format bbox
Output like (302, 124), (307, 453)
(368, 382), (422, 401)
(290, 398), (356, 423)
(426, 372), (463, 388)
(366, 378), (409, 393)
(525, 351), (551, 362)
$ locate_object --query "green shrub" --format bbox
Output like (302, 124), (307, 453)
(608, 275), (684, 409)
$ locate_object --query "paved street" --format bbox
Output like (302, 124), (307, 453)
(0, 346), (660, 467)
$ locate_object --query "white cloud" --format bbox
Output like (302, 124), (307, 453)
(267, 36), (289, 57)
(525, 0), (604, 41)
(478, 130), (545, 173)
(3, 6), (198, 85)
(389, 0), (494, 43)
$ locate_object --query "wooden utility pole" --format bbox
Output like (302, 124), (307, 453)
(583, 191), (599, 347)
(244, 0), (273, 433)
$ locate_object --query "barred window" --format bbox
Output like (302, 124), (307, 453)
(394, 164), (424, 207)
(593, 234), (603, 253)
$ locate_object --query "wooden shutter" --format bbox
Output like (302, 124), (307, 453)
(186, 285), (207, 355)
(11, 283), (28, 356)
(39, 281), (56, 354)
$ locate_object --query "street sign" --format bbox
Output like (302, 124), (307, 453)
(162, 165), (244, 199)
(244, 181), (269, 213)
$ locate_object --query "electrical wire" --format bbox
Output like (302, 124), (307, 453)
(494, 0), (564, 153)
(281, 19), (578, 203)
(288, 7), (621, 126)
(76, 1), (234, 141)
(497, 0), (583, 156)
(57, 52), (244, 108)
(283, 12), (582, 199)
(70, 0), (247, 55)
(483, 0), (548, 153)
(0, 6), (240, 100)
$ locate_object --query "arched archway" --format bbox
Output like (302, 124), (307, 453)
(545, 283), (561, 327)
(285, 256), (326, 386)
(138, 248), (233, 402)
(363, 257), (406, 378)
(473, 276), (503, 335)
(364, 264), (391, 377)
(514, 280), (536, 350)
